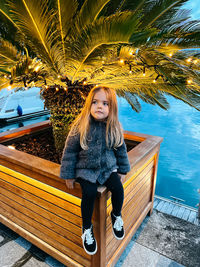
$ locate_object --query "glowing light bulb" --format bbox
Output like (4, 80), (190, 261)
(153, 79), (156, 83)
(129, 70), (132, 74)
(102, 60), (105, 64)
(83, 81), (87, 85)
(193, 59), (198, 64)
(7, 85), (12, 90)
(143, 73), (146, 77)
(56, 87), (59, 91)
(187, 79), (192, 84)
(34, 65), (40, 72)
(186, 58), (192, 63)
(64, 87), (67, 91)
(119, 59), (124, 64)
(129, 51), (133, 55)
(169, 53), (173, 57)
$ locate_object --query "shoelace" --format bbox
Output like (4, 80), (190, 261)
(82, 228), (94, 245)
(113, 216), (123, 231)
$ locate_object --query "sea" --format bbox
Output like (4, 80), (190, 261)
(0, 96), (199, 208)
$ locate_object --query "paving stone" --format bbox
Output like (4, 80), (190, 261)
(23, 257), (49, 266)
(0, 240), (27, 267)
(121, 243), (161, 267)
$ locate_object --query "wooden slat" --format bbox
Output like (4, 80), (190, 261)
(107, 158), (154, 211)
(106, 177), (152, 247)
(0, 215), (84, 267)
(0, 171), (81, 217)
(0, 202), (90, 265)
(0, 165), (81, 206)
(0, 179), (81, 228)
(0, 189), (82, 244)
(106, 191), (152, 262)
(106, 202), (152, 267)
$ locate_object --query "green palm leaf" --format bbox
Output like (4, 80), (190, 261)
(7, 0), (62, 74)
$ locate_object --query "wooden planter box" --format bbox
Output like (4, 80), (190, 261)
(0, 121), (163, 267)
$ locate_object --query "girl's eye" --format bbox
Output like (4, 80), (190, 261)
(92, 100), (97, 104)
(103, 102), (108, 106)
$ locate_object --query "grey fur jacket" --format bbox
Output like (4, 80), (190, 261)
(60, 118), (130, 184)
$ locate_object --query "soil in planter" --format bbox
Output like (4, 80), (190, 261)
(6, 128), (61, 164)
(4, 128), (139, 164)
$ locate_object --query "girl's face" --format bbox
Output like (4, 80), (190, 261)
(90, 89), (109, 121)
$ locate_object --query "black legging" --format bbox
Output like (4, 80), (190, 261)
(77, 172), (124, 229)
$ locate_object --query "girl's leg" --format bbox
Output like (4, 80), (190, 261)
(77, 178), (98, 229)
(104, 172), (124, 216)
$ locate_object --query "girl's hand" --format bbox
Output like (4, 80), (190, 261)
(65, 179), (75, 189)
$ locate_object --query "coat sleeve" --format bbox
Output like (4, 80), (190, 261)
(114, 139), (130, 175)
(60, 132), (81, 179)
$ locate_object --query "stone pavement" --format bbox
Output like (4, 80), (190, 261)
(0, 210), (199, 267)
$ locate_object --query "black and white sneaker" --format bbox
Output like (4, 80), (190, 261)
(111, 212), (125, 240)
(81, 225), (97, 255)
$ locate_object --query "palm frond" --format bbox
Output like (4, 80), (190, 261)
(0, 39), (20, 68)
(7, 0), (63, 74)
(74, 0), (110, 34)
(71, 11), (140, 81)
(141, 0), (189, 28)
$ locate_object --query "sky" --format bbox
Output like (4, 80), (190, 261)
(184, 0), (200, 19)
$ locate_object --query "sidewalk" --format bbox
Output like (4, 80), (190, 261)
(0, 197), (199, 267)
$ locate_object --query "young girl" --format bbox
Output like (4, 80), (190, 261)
(60, 86), (130, 255)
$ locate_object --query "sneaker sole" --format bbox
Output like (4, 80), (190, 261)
(82, 241), (97, 255)
(112, 228), (125, 240)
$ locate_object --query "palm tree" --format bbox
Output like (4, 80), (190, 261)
(0, 0), (200, 154)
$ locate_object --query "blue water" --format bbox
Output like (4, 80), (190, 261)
(118, 95), (200, 208)
(0, 97), (199, 208)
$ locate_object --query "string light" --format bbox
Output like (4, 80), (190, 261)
(143, 67), (146, 76)
(64, 87), (68, 91)
(119, 59), (124, 64)
(193, 59), (198, 64)
(187, 79), (192, 84)
(57, 75), (61, 78)
(186, 58), (192, 63)
(83, 81), (87, 85)
(7, 85), (12, 90)
(34, 65), (40, 72)
(56, 87), (59, 91)
(169, 53), (173, 57)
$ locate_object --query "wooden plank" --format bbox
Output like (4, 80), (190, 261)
(92, 191), (107, 266)
(0, 179), (82, 228)
(106, 202), (152, 267)
(171, 204), (181, 217)
(107, 161), (154, 212)
(155, 199), (165, 212)
(149, 151), (159, 214)
(0, 120), (51, 142)
(0, 190), (82, 244)
(0, 215), (84, 267)
(153, 198), (160, 209)
(188, 210), (197, 223)
(0, 202), (90, 264)
(162, 202), (175, 215)
(182, 208), (191, 221)
(0, 172), (81, 217)
(106, 180), (152, 247)
(106, 193), (152, 264)
(0, 165), (82, 206)
(0, 160), (83, 198)
(176, 206), (186, 219)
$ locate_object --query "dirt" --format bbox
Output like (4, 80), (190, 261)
(9, 128), (61, 164)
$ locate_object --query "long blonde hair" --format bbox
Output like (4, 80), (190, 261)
(70, 86), (123, 150)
